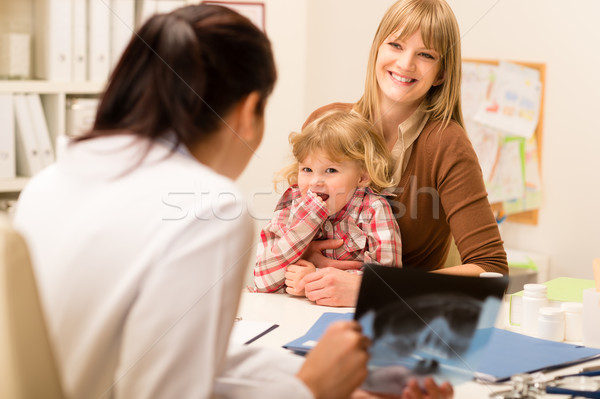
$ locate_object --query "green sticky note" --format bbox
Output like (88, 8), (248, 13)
(507, 254), (537, 271)
(543, 277), (596, 302)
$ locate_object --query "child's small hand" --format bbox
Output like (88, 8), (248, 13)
(306, 189), (329, 213)
(285, 259), (317, 296)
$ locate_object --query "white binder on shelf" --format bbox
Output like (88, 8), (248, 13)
(72, 0), (88, 81)
(136, 0), (157, 26)
(25, 94), (55, 168)
(34, 0), (73, 81)
(13, 94), (45, 177)
(136, 0), (185, 26)
(110, 0), (136, 71)
(88, 0), (111, 82)
(155, 0), (186, 13)
(0, 94), (16, 179)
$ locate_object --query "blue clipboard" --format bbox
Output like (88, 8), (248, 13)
(475, 328), (600, 382)
(282, 312), (354, 354)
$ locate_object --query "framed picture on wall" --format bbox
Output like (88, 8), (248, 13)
(202, 1), (265, 31)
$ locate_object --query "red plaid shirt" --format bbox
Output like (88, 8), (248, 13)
(253, 186), (402, 292)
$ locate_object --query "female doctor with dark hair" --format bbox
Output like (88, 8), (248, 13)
(14, 4), (451, 399)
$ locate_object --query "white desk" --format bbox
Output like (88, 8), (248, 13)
(235, 292), (352, 350)
(236, 292), (600, 398)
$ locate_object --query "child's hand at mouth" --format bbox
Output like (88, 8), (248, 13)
(315, 192), (329, 202)
(307, 190), (330, 213)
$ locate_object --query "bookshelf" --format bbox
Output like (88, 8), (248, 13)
(0, 0), (108, 194)
(0, 177), (29, 194)
(0, 0), (196, 195)
(0, 81), (104, 194)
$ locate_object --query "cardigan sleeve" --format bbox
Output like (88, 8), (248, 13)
(427, 121), (508, 274)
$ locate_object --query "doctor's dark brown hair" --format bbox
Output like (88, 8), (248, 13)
(77, 4), (276, 150)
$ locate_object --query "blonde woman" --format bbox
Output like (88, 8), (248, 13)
(254, 110), (402, 295)
(298, 0), (508, 307)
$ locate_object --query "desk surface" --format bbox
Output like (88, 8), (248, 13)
(235, 292), (352, 350)
(236, 292), (600, 398)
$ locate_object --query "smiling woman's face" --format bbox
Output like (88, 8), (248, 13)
(375, 28), (443, 114)
(297, 150), (369, 215)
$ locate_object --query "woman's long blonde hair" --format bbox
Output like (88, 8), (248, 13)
(278, 111), (394, 193)
(355, 0), (464, 130)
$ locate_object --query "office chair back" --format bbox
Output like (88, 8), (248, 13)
(0, 216), (64, 398)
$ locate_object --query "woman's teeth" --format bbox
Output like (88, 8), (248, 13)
(391, 72), (415, 83)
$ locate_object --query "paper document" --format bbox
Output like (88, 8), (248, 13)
(474, 61), (542, 139)
(230, 320), (278, 346)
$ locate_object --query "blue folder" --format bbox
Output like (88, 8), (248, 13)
(475, 328), (600, 382)
(284, 317), (600, 383)
(282, 312), (354, 353)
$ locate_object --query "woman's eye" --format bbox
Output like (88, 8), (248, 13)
(325, 168), (338, 173)
(420, 52), (435, 60)
(388, 42), (402, 50)
(301, 167), (312, 173)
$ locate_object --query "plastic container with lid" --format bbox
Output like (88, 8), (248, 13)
(537, 307), (565, 342)
(479, 272), (504, 278)
(562, 302), (583, 342)
(522, 283), (549, 337)
(583, 288), (600, 349)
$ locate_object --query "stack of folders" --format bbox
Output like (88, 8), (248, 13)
(34, 0), (186, 82)
(0, 93), (55, 179)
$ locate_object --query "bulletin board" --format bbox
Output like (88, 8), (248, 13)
(462, 59), (546, 225)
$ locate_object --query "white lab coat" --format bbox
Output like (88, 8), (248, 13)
(14, 135), (312, 399)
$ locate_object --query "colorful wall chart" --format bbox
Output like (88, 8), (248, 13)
(461, 60), (545, 225)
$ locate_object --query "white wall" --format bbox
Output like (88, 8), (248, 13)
(236, 0), (308, 218)
(245, 0), (600, 281)
(305, 0), (389, 110)
(450, 0), (600, 279)
(234, 0), (308, 284)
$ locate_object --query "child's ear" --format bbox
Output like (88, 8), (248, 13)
(358, 172), (371, 188)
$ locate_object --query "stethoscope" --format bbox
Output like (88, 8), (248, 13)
(489, 369), (600, 399)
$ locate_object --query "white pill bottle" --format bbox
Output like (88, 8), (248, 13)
(521, 283), (549, 337)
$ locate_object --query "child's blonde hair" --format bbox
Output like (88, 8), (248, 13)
(355, 0), (464, 130)
(279, 110), (394, 193)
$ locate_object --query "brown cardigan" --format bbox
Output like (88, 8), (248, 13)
(303, 103), (508, 274)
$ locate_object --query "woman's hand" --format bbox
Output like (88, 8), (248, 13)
(297, 321), (370, 399)
(285, 259), (316, 296)
(351, 378), (454, 399)
(300, 267), (362, 307)
(302, 240), (363, 270)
